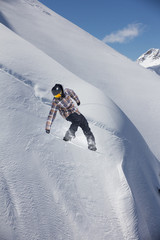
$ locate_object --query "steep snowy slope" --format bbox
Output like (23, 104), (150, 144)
(1, 23), (160, 240)
(137, 48), (160, 76)
(1, 0), (160, 160)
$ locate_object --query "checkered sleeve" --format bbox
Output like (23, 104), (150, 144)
(45, 101), (58, 130)
(67, 88), (80, 104)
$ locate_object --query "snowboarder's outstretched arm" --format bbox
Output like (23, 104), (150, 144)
(45, 101), (57, 133)
(66, 88), (80, 106)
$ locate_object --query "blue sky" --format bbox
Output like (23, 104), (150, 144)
(38, 0), (160, 61)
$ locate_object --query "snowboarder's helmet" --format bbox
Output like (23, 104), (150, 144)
(51, 84), (63, 98)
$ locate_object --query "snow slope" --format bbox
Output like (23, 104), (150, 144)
(1, 1), (160, 240)
(1, 22), (160, 240)
(1, 0), (160, 159)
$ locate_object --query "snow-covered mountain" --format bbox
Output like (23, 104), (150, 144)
(1, 0), (160, 239)
(137, 48), (160, 76)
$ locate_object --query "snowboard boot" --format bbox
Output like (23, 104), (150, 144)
(63, 130), (75, 141)
(87, 135), (97, 151)
(88, 144), (97, 151)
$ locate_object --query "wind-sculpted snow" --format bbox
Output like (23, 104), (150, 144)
(1, 11), (160, 240)
(0, 69), (135, 240)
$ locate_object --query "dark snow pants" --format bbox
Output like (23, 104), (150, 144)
(66, 113), (95, 144)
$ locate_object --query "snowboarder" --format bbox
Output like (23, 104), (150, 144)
(45, 84), (97, 151)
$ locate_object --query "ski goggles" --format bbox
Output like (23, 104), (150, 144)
(54, 91), (62, 98)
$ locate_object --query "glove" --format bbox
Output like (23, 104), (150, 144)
(77, 101), (80, 106)
(46, 129), (50, 134)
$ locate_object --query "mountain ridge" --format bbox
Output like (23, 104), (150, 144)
(137, 48), (160, 76)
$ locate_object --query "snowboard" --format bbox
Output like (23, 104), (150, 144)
(50, 133), (102, 154)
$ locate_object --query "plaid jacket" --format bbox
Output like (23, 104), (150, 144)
(46, 88), (80, 130)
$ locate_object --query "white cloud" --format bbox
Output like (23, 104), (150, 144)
(102, 23), (144, 44)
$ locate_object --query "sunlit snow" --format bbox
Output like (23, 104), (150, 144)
(1, 0), (160, 239)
